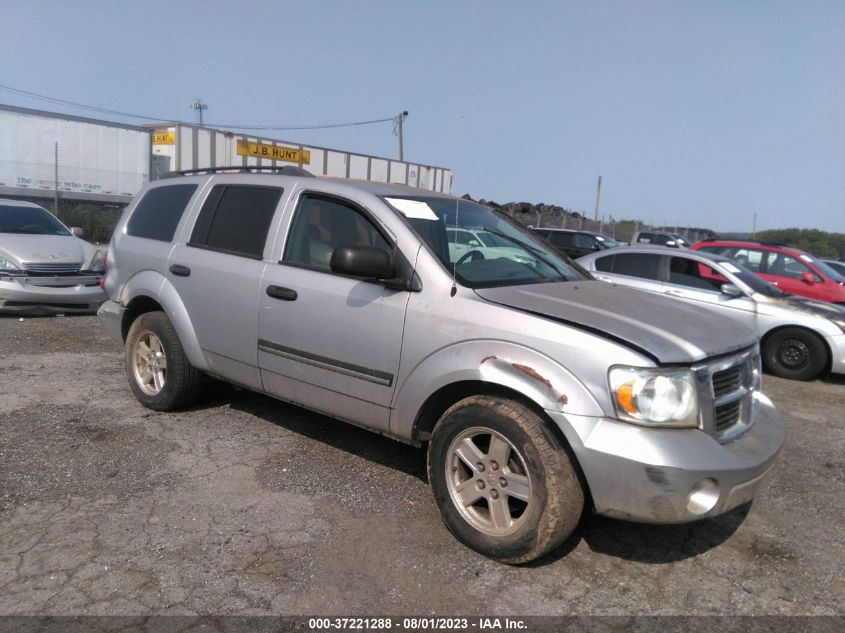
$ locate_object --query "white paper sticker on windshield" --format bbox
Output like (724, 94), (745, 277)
(385, 197), (439, 221)
(722, 263), (742, 273)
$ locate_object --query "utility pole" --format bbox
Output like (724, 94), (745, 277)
(53, 142), (59, 214)
(594, 176), (602, 221)
(191, 99), (208, 127)
(752, 212), (757, 238)
(396, 111), (409, 161)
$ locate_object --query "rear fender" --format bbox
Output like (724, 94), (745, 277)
(120, 270), (208, 371)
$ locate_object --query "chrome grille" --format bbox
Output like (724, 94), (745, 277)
(714, 399), (742, 433)
(22, 262), (82, 274)
(712, 365), (742, 398)
(700, 349), (757, 441)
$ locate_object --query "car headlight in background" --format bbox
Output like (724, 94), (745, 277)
(84, 249), (105, 273)
(609, 366), (699, 427)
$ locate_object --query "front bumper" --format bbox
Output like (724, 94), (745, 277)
(0, 276), (106, 315)
(825, 332), (845, 375)
(548, 391), (785, 523)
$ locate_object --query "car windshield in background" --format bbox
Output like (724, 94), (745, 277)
(383, 196), (589, 288)
(0, 205), (71, 236)
(807, 256), (845, 283)
(595, 235), (619, 247)
(720, 260), (786, 297)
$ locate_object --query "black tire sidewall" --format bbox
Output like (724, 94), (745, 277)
(428, 396), (581, 563)
(125, 312), (198, 410)
(763, 328), (827, 381)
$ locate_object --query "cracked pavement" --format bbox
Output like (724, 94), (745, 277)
(0, 315), (843, 616)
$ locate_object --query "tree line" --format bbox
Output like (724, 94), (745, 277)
(753, 228), (845, 260)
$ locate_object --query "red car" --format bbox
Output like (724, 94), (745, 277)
(691, 240), (845, 305)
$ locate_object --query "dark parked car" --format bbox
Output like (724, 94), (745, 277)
(531, 228), (619, 259)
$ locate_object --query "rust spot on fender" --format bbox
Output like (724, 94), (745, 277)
(558, 394), (568, 405)
(512, 363), (552, 390)
(480, 355), (497, 365)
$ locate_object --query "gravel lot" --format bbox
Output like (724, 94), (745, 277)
(0, 315), (843, 620)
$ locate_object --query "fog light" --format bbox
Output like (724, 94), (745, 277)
(686, 478), (720, 515)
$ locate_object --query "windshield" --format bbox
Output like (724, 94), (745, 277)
(383, 196), (589, 288)
(0, 205), (71, 236)
(718, 259), (786, 297)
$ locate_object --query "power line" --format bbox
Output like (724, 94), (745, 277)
(0, 83), (399, 131)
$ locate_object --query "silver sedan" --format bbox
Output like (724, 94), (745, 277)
(0, 199), (106, 315)
(578, 245), (845, 381)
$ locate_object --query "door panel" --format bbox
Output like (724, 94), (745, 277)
(257, 266), (408, 431)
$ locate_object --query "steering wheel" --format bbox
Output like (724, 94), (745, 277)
(20, 224), (44, 233)
(456, 250), (485, 266)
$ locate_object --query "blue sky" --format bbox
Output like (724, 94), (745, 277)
(2, 1), (843, 232)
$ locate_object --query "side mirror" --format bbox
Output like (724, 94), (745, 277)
(721, 283), (744, 298)
(468, 239), (481, 247)
(331, 246), (394, 280)
(801, 271), (816, 285)
(70, 227), (85, 237)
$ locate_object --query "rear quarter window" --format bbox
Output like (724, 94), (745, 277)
(604, 252), (662, 280)
(189, 185), (283, 259)
(126, 184), (198, 242)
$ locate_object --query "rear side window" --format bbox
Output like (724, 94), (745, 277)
(189, 185), (283, 259)
(549, 232), (574, 247)
(573, 233), (595, 249)
(601, 252), (662, 280)
(127, 184), (197, 241)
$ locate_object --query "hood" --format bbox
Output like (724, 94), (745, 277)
(780, 295), (845, 319)
(0, 234), (96, 267)
(475, 280), (758, 364)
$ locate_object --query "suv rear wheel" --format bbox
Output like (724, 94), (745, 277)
(763, 327), (827, 381)
(125, 311), (202, 410)
(427, 395), (584, 564)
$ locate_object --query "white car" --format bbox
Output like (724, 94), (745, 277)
(446, 227), (535, 266)
(0, 199), (106, 314)
(577, 245), (845, 381)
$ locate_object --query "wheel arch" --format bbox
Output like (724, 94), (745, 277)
(118, 271), (208, 371)
(410, 380), (595, 512)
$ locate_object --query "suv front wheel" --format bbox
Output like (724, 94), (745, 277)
(125, 311), (202, 410)
(427, 395), (584, 564)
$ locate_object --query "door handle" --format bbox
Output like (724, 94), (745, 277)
(266, 285), (298, 301)
(169, 264), (191, 277)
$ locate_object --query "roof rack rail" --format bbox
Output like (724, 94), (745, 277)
(161, 166), (315, 178)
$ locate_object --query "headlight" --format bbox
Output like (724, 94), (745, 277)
(0, 255), (21, 271)
(609, 366), (699, 427)
(85, 249), (105, 273)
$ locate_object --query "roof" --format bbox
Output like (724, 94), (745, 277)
(581, 243), (734, 265)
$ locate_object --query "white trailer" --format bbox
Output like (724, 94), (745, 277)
(0, 105), (151, 204)
(149, 123), (452, 193)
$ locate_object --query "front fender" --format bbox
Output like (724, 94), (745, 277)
(390, 339), (604, 439)
(120, 270), (208, 371)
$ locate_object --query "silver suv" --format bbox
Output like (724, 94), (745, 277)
(99, 168), (785, 563)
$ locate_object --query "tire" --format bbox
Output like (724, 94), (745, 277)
(125, 311), (202, 410)
(762, 327), (828, 381)
(427, 395), (584, 564)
